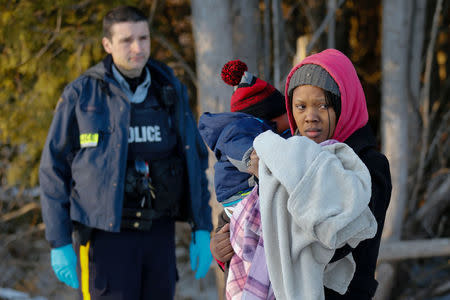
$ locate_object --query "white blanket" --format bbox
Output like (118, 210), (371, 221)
(253, 131), (377, 300)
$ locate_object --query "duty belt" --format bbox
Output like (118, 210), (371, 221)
(120, 207), (166, 231)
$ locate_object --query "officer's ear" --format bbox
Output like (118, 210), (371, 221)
(102, 37), (112, 54)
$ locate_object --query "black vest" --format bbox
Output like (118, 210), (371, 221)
(127, 82), (178, 161)
(122, 80), (187, 231)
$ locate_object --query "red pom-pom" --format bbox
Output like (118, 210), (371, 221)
(221, 60), (248, 86)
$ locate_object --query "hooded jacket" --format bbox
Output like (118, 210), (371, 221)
(39, 56), (212, 248)
(285, 49), (392, 299)
(198, 112), (275, 204)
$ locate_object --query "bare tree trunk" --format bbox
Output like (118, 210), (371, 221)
(376, 0), (411, 298)
(271, 0), (290, 90)
(406, 0), (427, 204)
(231, 0), (261, 73)
(409, 0), (426, 109)
(191, 0), (234, 114)
(327, 0), (336, 49)
(191, 2), (235, 299)
(374, 264), (395, 300)
(380, 0), (411, 245)
(271, 0), (281, 90)
(263, 0), (271, 81)
(306, 0), (345, 54)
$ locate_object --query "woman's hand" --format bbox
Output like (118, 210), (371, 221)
(246, 149), (260, 178)
(210, 223), (234, 263)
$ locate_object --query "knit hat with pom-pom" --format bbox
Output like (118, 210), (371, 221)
(221, 60), (286, 120)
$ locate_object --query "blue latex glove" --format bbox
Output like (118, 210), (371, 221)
(189, 230), (213, 279)
(51, 244), (79, 289)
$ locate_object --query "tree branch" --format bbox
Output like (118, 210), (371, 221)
(3, 222), (45, 247)
(0, 202), (40, 222)
(151, 31), (198, 87)
(410, 0), (444, 209)
(15, 8), (62, 69)
(306, 0), (345, 54)
(146, 3), (197, 86)
(415, 171), (450, 228)
(425, 109), (450, 166)
(430, 76), (450, 125)
(148, 0), (159, 29)
(378, 238), (450, 261)
(299, 1), (318, 32)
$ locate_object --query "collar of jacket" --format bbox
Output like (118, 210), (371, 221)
(84, 55), (173, 89)
(111, 64), (151, 103)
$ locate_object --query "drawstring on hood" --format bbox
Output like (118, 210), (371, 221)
(285, 49), (368, 142)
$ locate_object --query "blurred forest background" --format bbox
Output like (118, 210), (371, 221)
(0, 0), (449, 299)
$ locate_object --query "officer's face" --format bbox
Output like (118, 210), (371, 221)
(102, 21), (150, 78)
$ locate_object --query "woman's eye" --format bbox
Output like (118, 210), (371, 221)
(295, 104), (305, 110)
(319, 104), (329, 110)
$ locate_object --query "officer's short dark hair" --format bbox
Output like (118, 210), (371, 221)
(103, 6), (148, 39)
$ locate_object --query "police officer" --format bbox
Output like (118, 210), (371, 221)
(39, 6), (213, 299)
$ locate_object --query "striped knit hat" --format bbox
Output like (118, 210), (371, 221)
(221, 60), (286, 120)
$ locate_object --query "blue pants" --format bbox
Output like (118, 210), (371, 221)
(75, 218), (177, 300)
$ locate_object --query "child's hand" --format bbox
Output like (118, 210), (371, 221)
(246, 149), (259, 178)
(210, 223), (234, 263)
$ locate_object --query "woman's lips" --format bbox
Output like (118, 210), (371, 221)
(304, 128), (321, 138)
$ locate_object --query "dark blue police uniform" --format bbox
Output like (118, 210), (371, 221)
(40, 55), (212, 300)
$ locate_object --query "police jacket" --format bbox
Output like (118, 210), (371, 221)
(39, 56), (212, 248)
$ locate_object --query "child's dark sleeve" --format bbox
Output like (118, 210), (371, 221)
(219, 118), (272, 171)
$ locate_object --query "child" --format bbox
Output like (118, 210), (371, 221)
(198, 60), (290, 271)
(198, 60), (290, 218)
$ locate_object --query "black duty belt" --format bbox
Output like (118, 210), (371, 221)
(120, 207), (167, 231)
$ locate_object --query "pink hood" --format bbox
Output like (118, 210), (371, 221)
(285, 49), (368, 142)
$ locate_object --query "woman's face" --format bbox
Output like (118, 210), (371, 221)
(291, 85), (337, 143)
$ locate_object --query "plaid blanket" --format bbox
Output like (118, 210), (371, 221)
(226, 185), (275, 300)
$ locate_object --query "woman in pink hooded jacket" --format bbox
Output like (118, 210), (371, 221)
(214, 49), (391, 299)
(283, 49), (392, 299)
